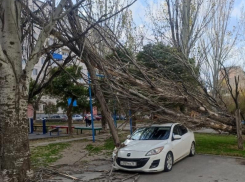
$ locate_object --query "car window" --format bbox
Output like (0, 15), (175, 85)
(131, 127), (171, 140)
(180, 125), (188, 135)
(173, 125), (182, 135)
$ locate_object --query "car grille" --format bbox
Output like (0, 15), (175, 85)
(116, 157), (150, 169)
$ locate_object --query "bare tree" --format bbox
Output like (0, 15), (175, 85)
(200, 0), (237, 98)
(220, 66), (243, 149)
(0, 0), (85, 181)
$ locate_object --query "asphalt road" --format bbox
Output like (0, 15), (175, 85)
(129, 155), (245, 182)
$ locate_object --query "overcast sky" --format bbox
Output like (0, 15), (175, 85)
(130, 0), (245, 26)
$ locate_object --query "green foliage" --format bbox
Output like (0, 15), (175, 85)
(106, 47), (134, 63)
(46, 66), (89, 113)
(137, 43), (199, 82)
(31, 143), (70, 168)
(195, 133), (245, 157)
(44, 102), (58, 115)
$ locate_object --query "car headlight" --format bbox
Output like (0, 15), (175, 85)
(145, 147), (164, 156)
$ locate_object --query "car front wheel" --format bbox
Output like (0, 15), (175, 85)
(164, 152), (173, 172)
(189, 142), (195, 157)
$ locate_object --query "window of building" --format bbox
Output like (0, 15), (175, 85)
(49, 38), (54, 45)
(33, 69), (38, 75)
(41, 58), (45, 64)
(62, 52), (68, 56)
(22, 59), (26, 64)
(39, 105), (42, 111)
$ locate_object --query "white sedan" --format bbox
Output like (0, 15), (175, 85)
(113, 123), (195, 172)
(72, 114), (83, 121)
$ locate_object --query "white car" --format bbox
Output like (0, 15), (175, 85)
(72, 114), (83, 121)
(113, 123), (195, 172)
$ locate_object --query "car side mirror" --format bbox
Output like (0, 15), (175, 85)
(173, 134), (181, 140)
(127, 135), (131, 139)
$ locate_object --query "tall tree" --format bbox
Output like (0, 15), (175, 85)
(47, 66), (89, 135)
(200, 0), (236, 98)
(0, 0), (86, 181)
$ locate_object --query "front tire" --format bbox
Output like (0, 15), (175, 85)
(189, 142), (195, 157)
(164, 152), (173, 172)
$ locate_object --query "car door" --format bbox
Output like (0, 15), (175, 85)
(171, 125), (184, 161)
(179, 125), (190, 156)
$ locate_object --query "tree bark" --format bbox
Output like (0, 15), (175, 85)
(0, 1), (31, 181)
(67, 98), (75, 136)
(101, 110), (107, 131)
(131, 114), (137, 132)
(235, 109), (243, 150)
(84, 57), (120, 146)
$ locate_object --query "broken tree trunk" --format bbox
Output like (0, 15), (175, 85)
(235, 109), (243, 150)
(67, 97), (75, 136)
(84, 57), (120, 146)
(101, 110), (107, 131)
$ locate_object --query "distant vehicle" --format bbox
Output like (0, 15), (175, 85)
(112, 123), (195, 172)
(46, 115), (67, 122)
(115, 115), (126, 120)
(95, 114), (102, 120)
(72, 114), (83, 121)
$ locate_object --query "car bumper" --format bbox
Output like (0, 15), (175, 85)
(112, 152), (167, 172)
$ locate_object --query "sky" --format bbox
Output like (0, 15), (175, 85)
(129, 0), (245, 64)
(130, 0), (245, 27)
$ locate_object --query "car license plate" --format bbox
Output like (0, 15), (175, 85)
(120, 161), (137, 166)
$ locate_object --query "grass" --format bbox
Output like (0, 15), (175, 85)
(195, 133), (245, 158)
(85, 132), (129, 155)
(31, 143), (70, 168)
(85, 137), (115, 155)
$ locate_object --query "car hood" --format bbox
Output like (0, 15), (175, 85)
(120, 139), (168, 152)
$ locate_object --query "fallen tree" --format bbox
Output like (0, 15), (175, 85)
(46, 0), (240, 137)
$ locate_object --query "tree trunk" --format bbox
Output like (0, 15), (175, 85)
(101, 110), (107, 131)
(84, 58), (120, 146)
(235, 109), (243, 150)
(67, 98), (74, 136)
(132, 115), (137, 132)
(33, 102), (39, 121)
(0, 67), (31, 182)
(83, 110), (85, 122)
(0, 1), (31, 181)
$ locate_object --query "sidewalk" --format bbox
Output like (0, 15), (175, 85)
(29, 132), (69, 140)
(30, 132), (111, 147)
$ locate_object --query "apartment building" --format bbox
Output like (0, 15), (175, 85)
(219, 66), (245, 95)
(24, 0), (91, 119)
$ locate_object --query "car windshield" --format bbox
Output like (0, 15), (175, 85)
(131, 127), (171, 140)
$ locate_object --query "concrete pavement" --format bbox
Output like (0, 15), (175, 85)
(135, 155), (245, 182)
(48, 155), (245, 182)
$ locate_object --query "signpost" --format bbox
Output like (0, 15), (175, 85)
(88, 73), (105, 142)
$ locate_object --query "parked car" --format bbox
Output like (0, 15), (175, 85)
(95, 114), (102, 120)
(46, 115), (67, 122)
(112, 123), (195, 172)
(72, 114), (83, 121)
(114, 115), (126, 120)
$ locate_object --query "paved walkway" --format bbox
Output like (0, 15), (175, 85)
(49, 155), (245, 182)
(30, 133), (111, 147)
(29, 132), (70, 140)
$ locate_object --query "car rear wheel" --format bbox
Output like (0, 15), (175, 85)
(189, 142), (195, 157)
(164, 152), (173, 172)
